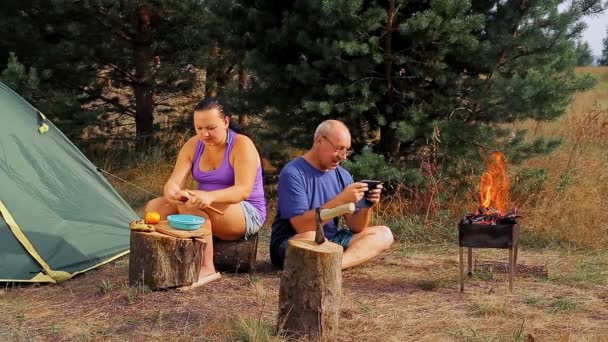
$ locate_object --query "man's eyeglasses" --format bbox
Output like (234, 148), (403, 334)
(321, 135), (354, 157)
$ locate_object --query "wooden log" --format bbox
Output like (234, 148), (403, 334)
(213, 233), (258, 273)
(128, 231), (206, 290)
(277, 239), (343, 341)
(474, 260), (548, 278)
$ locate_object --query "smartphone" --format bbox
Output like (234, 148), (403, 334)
(361, 180), (382, 193)
(356, 180), (383, 208)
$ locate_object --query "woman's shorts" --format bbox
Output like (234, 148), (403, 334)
(241, 201), (263, 240)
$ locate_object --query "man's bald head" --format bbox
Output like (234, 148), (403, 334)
(307, 119), (352, 170)
(314, 120), (350, 139)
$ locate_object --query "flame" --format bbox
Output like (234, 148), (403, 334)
(478, 151), (508, 215)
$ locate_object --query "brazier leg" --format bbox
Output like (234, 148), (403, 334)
(467, 247), (473, 277)
(513, 244), (518, 271)
(508, 247), (514, 293)
(459, 246), (464, 291)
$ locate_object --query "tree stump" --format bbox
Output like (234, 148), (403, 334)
(129, 231), (205, 290)
(213, 233), (258, 273)
(277, 239), (343, 341)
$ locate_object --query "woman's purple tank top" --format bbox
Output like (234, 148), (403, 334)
(191, 129), (266, 223)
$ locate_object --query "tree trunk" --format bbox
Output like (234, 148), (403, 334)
(205, 42), (222, 97)
(384, 0), (395, 106)
(277, 240), (343, 341)
(213, 233), (258, 273)
(129, 231), (205, 290)
(378, 0), (400, 160)
(133, 4), (155, 152)
(379, 124), (400, 159)
(237, 66), (249, 126)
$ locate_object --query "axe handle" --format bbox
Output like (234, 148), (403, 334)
(319, 203), (355, 221)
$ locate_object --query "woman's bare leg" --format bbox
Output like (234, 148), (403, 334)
(179, 202), (248, 280)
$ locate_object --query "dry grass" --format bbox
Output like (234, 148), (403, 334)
(510, 67), (608, 248)
(2, 241), (608, 341)
(98, 129), (196, 215)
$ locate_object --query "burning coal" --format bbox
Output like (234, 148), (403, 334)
(460, 207), (520, 225)
(460, 151), (521, 225)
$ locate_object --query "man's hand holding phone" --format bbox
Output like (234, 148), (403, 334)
(336, 182), (368, 204)
(358, 180), (383, 208)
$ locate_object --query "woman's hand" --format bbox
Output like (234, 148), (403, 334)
(164, 182), (183, 205)
(178, 189), (214, 210)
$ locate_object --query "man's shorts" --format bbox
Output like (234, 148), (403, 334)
(270, 228), (354, 269)
(241, 201), (263, 240)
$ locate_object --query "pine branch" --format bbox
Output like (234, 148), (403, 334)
(95, 59), (137, 84)
(94, 6), (133, 42)
(460, 138), (492, 152)
(576, 0), (608, 15)
(492, 0), (531, 74)
(154, 102), (180, 108)
(508, 33), (564, 63)
(61, 80), (136, 117)
(467, 0), (531, 123)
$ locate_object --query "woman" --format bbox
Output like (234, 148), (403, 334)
(145, 98), (266, 287)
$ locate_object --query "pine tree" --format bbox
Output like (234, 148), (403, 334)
(0, 53), (97, 143)
(599, 26), (608, 65)
(0, 1), (211, 151)
(575, 41), (594, 66)
(219, 0), (599, 182)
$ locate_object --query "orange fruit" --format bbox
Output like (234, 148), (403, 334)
(144, 211), (161, 224)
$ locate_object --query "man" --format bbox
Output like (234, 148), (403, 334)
(269, 119), (393, 269)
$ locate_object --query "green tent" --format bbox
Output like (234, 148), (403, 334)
(0, 82), (138, 283)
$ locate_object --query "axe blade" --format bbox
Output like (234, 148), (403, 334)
(314, 207), (325, 244)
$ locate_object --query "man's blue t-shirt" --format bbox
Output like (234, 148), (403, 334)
(270, 157), (354, 250)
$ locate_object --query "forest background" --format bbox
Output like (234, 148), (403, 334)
(2, 0), (608, 251)
(4, 1), (608, 341)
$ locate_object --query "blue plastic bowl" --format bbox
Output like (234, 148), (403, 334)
(167, 214), (205, 230)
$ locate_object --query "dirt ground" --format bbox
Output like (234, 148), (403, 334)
(2, 239), (608, 342)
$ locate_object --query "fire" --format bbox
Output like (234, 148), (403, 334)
(478, 151), (508, 215)
(461, 151), (519, 225)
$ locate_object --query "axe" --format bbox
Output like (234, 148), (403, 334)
(180, 191), (224, 215)
(314, 203), (355, 244)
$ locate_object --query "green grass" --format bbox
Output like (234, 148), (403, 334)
(417, 279), (439, 291)
(355, 300), (375, 318)
(549, 297), (577, 313)
(245, 274), (263, 287)
(472, 271), (494, 281)
(386, 215), (458, 245)
(119, 280), (150, 305)
(522, 296), (541, 307)
(446, 321), (528, 342)
(471, 300), (509, 317)
(98, 279), (113, 295)
(518, 230), (561, 249)
(551, 254), (608, 288)
(233, 318), (277, 342)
